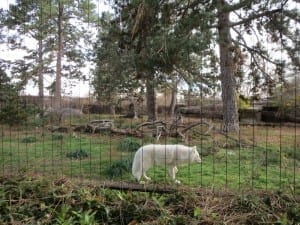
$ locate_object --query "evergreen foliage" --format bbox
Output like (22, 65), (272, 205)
(1, 0), (97, 107)
(0, 64), (29, 125)
(94, 0), (299, 131)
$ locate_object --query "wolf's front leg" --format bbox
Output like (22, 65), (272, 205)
(168, 166), (181, 184)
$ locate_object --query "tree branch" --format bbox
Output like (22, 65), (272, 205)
(230, 8), (282, 28)
(232, 26), (280, 66)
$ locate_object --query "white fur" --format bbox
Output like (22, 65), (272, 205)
(132, 144), (202, 183)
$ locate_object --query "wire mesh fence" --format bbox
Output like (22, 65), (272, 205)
(0, 95), (298, 195)
(0, 0), (299, 198)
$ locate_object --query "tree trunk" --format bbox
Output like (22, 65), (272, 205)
(109, 103), (116, 118)
(217, 0), (239, 133)
(37, 38), (44, 108)
(168, 77), (178, 116)
(146, 76), (157, 121)
(54, 2), (63, 109)
(128, 95), (138, 119)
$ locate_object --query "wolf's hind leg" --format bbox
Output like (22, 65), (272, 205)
(143, 174), (151, 181)
(142, 172), (151, 181)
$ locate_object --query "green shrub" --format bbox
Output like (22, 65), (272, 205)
(66, 149), (88, 160)
(0, 73), (28, 125)
(260, 149), (281, 166)
(117, 137), (141, 152)
(52, 134), (64, 141)
(21, 136), (37, 143)
(0, 101), (28, 125)
(285, 147), (300, 161)
(0, 81), (42, 126)
(105, 157), (133, 178)
(238, 95), (251, 109)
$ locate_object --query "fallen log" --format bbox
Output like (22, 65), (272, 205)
(181, 120), (214, 135)
(99, 181), (177, 194)
(48, 126), (69, 133)
(96, 180), (238, 197)
(110, 127), (143, 137)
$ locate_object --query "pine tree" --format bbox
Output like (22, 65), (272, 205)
(94, 0), (212, 121)
(93, 11), (145, 118)
(0, 62), (27, 125)
(3, 0), (97, 108)
(104, 0), (299, 132)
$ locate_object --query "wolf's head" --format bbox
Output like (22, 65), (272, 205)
(191, 146), (202, 163)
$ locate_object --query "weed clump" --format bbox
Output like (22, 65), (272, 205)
(117, 137), (141, 152)
(105, 157), (133, 178)
(21, 136), (37, 143)
(66, 149), (88, 160)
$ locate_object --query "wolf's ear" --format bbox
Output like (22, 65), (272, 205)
(193, 146), (197, 151)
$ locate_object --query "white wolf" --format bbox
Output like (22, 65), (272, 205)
(132, 144), (202, 184)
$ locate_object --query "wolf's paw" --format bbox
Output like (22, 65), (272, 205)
(174, 179), (181, 184)
(143, 175), (151, 181)
(139, 180), (146, 185)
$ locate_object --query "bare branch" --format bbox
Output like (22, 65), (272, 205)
(230, 8), (282, 28)
(232, 26), (280, 66)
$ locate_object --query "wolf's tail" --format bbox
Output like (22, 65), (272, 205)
(132, 150), (142, 181)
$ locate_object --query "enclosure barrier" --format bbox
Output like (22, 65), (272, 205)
(0, 0), (299, 198)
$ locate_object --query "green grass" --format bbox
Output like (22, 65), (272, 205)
(144, 146), (299, 194)
(0, 117), (299, 195)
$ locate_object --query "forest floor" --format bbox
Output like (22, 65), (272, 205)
(0, 175), (299, 225)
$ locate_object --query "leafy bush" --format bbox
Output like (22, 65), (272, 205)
(0, 72), (30, 125)
(0, 97), (29, 125)
(21, 136), (37, 143)
(260, 149), (281, 166)
(66, 149), (88, 160)
(285, 147), (300, 161)
(117, 137), (141, 152)
(105, 157), (133, 178)
(238, 95), (251, 109)
(52, 133), (64, 141)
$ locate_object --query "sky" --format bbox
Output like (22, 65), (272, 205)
(0, 0), (113, 97)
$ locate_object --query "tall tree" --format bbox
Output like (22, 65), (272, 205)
(4, 0), (52, 106)
(95, 0), (212, 121)
(212, 0), (299, 132)
(216, 0), (239, 132)
(93, 12), (142, 116)
(3, 0), (97, 108)
(106, 0), (299, 132)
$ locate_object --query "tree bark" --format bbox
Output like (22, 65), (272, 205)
(109, 103), (116, 118)
(146, 75), (157, 121)
(37, 38), (44, 108)
(128, 95), (138, 119)
(168, 76), (178, 116)
(54, 2), (63, 109)
(217, 0), (239, 133)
